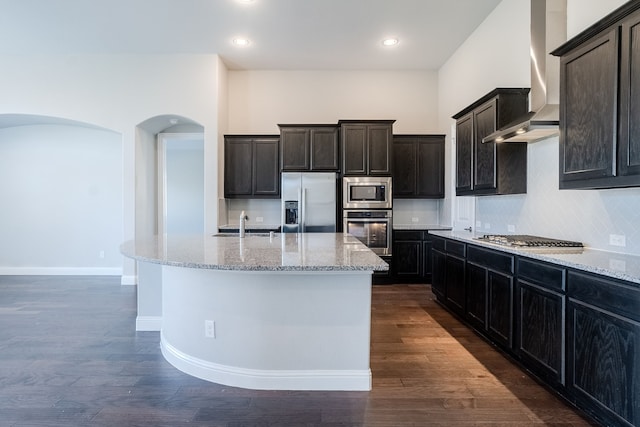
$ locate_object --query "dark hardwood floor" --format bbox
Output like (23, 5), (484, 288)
(0, 276), (594, 426)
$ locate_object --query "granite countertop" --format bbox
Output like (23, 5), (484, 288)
(219, 224), (281, 231)
(120, 233), (388, 272)
(394, 224), (452, 231)
(429, 230), (640, 285)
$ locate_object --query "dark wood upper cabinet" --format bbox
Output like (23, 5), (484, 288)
(224, 135), (280, 198)
(393, 135), (444, 199)
(552, 1), (640, 189)
(279, 125), (339, 171)
(340, 120), (394, 176)
(452, 88), (529, 196)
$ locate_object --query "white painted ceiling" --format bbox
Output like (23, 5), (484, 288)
(0, 0), (502, 70)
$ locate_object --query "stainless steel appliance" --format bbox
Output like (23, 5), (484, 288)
(343, 210), (392, 255)
(281, 172), (337, 233)
(474, 234), (583, 253)
(343, 176), (392, 210)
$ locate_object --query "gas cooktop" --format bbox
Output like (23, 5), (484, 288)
(474, 234), (584, 252)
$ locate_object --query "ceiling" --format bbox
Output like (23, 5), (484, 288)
(0, 0), (502, 70)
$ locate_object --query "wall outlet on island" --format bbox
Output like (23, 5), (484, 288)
(507, 225), (516, 233)
(205, 320), (215, 338)
(99, 250), (105, 259)
(255, 216), (264, 223)
(411, 217), (419, 223)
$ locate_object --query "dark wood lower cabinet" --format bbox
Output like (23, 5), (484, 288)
(487, 270), (513, 349)
(431, 236), (640, 427)
(444, 255), (466, 316)
(466, 263), (487, 330)
(431, 249), (446, 298)
(517, 279), (565, 387)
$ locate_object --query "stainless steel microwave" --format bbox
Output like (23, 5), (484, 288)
(342, 176), (392, 209)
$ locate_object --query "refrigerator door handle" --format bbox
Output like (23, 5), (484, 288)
(301, 187), (307, 233)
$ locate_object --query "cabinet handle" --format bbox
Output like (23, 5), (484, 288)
(464, 227), (473, 232)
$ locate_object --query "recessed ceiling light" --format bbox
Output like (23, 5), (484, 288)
(233, 38), (251, 47)
(382, 38), (399, 46)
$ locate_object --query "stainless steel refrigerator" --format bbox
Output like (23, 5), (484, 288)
(281, 172), (337, 233)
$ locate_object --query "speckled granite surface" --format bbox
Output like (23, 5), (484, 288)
(429, 230), (640, 285)
(121, 233), (388, 272)
(219, 224), (281, 232)
(394, 224), (452, 231)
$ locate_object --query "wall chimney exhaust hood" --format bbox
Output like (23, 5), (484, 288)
(483, 0), (566, 144)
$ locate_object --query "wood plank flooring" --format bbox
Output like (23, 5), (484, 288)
(0, 276), (595, 426)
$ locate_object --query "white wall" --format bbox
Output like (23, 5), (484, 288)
(0, 54), (221, 279)
(228, 70), (439, 134)
(165, 138), (205, 234)
(438, 0), (640, 255)
(0, 124), (122, 273)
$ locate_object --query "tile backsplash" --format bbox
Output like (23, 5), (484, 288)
(223, 199), (282, 227)
(393, 199), (440, 226)
(475, 136), (640, 255)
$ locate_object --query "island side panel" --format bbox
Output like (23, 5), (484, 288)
(135, 261), (162, 331)
(160, 266), (373, 391)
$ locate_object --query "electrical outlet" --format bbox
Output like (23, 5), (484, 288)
(484, 223), (491, 230)
(255, 216), (264, 223)
(99, 250), (105, 259)
(609, 234), (626, 247)
(507, 225), (516, 233)
(476, 221), (482, 228)
(411, 217), (419, 223)
(204, 320), (215, 338)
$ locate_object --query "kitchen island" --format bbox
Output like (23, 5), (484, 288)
(120, 233), (388, 391)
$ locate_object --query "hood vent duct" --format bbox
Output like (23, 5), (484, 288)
(484, 0), (566, 144)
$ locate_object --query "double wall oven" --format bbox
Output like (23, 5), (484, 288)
(342, 176), (392, 255)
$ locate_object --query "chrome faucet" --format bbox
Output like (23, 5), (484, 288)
(239, 210), (248, 238)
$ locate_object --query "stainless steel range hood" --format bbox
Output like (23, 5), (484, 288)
(483, 0), (566, 144)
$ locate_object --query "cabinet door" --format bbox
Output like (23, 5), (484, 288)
(253, 138), (280, 197)
(619, 12), (640, 177)
(224, 138), (253, 197)
(422, 240), (432, 279)
(417, 137), (445, 198)
(310, 127), (339, 171)
(445, 255), (466, 315)
(394, 240), (421, 278)
(517, 279), (565, 386)
(466, 263), (487, 330)
(431, 249), (446, 299)
(392, 139), (416, 196)
(280, 128), (310, 171)
(560, 29), (619, 185)
(473, 100), (497, 191)
(568, 300), (640, 427)
(342, 125), (367, 175)
(368, 125), (392, 175)
(456, 113), (473, 194)
(487, 270), (514, 349)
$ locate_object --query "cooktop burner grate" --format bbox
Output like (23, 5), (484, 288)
(475, 234), (584, 248)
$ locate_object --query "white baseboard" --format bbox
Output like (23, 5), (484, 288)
(161, 335), (372, 391)
(136, 316), (162, 331)
(0, 267), (122, 276)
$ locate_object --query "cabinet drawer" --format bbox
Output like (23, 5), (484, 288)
(394, 230), (422, 240)
(568, 270), (640, 322)
(467, 245), (513, 274)
(445, 240), (466, 257)
(517, 258), (565, 292)
(432, 236), (445, 251)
